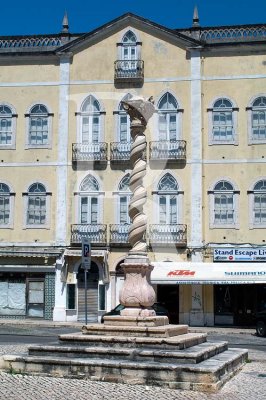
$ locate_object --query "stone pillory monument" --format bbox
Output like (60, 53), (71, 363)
(1, 97), (248, 392)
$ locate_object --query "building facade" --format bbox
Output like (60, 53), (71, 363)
(0, 11), (265, 325)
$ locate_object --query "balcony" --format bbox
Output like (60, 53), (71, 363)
(149, 224), (187, 247)
(109, 224), (130, 246)
(114, 60), (144, 86)
(149, 140), (186, 162)
(72, 143), (108, 163)
(70, 224), (107, 246)
(110, 142), (131, 162)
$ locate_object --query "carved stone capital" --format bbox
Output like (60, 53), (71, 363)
(122, 96), (155, 126)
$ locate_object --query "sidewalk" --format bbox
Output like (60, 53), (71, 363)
(0, 318), (255, 335)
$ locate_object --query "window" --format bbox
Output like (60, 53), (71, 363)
(27, 104), (52, 147)
(249, 180), (266, 228)
(0, 104), (16, 149)
(117, 94), (132, 143)
(157, 173), (179, 224)
(248, 96), (266, 143)
(80, 95), (103, 143)
(208, 98), (238, 145)
(118, 174), (131, 224)
(0, 183), (10, 226)
(24, 183), (50, 228)
(209, 180), (239, 228)
(157, 93), (180, 141)
(67, 284), (76, 310)
(79, 175), (100, 224)
(122, 31), (137, 62)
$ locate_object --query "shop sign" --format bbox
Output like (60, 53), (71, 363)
(167, 269), (195, 277)
(213, 247), (266, 262)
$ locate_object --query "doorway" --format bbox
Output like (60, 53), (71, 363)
(157, 284), (179, 324)
(77, 261), (99, 322)
(214, 284), (266, 326)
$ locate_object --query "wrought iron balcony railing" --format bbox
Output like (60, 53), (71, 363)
(114, 60), (144, 84)
(110, 142), (131, 162)
(72, 143), (108, 162)
(149, 140), (186, 161)
(149, 224), (187, 247)
(109, 224), (130, 246)
(71, 224), (107, 245)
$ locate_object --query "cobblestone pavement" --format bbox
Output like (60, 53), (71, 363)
(0, 344), (265, 400)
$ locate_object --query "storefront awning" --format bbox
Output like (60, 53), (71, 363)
(0, 265), (55, 273)
(151, 262), (266, 284)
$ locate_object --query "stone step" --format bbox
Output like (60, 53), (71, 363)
(59, 332), (207, 350)
(1, 348), (248, 393)
(28, 341), (228, 364)
(81, 323), (188, 337)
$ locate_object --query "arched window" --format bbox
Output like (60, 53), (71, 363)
(27, 183), (47, 225)
(79, 175), (100, 224)
(214, 181), (234, 225)
(117, 94), (132, 143)
(251, 180), (266, 226)
(209, 180), (239, 228)
(212, 99), (233, 141)
(251, 97), (266, 141)
(118, 174), (131, 224)
(0, 105), (13, 146)
(80, 95), (102, 144)
(157, 93), (179, 141)
(157, 173), (178, 224)
(121, 31), (137, 62)
(0, 183), (10, 225)
(208, 98), (238, 144)
(28, 104), (50, 146)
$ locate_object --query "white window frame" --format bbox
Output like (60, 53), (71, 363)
(247, 95), (266, 144)
(208, 97), (238, 145)
(76, 95), (105, 144)
(209, 179), (239, 229)
(113, 174), (131, 224)
(152, 173), (183, 225)
(0, 103), (17, 150)
(156, 91), (183, 141)
(0, 182), (15, 229)
(117, 28), (141, 61)
(114, 94), (133, 143)
(25, 103), (53, 149)
(23, 182), (51, 229)
(248, 178), (266, 229)
(75, 174), (104, 224)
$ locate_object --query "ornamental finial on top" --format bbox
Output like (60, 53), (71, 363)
(121, 96), (155, 126)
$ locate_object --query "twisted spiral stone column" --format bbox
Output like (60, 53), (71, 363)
(119, 96), (156, 318)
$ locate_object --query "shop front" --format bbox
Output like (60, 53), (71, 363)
(151, 262), (266, 327)
(0, 266), (56, 319)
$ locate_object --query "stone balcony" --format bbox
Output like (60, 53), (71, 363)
(109, 224), (130, 246)
(149, 140), (186, 162)
(114, 60), (144, 85)
(149, 224), (187, 247)
(70, 224), (107, 246)
(72, 143), (108, 163)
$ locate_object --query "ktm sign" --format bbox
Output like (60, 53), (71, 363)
(167, 269), (196, 277)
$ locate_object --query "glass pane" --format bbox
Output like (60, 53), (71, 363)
(159, 196), (166, 224)
(67, 284), (76, 309)
(91, 197), (98, 223)
(159, 114), (167, 140)
(170, 196), (177, 224)
(81, 197), (88, 223)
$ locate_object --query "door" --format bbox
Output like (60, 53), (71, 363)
(27, 280), (44, 318)
(77, 262), (99, 322)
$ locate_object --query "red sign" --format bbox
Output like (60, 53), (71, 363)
(167, 269), (196, 277)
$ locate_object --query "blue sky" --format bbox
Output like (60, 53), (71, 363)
(1, 0), (266, 36)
